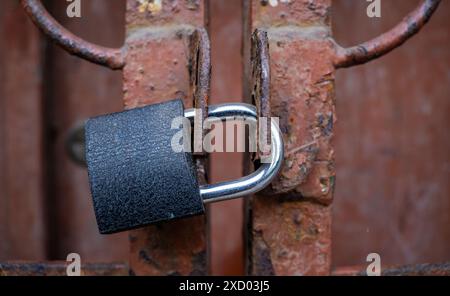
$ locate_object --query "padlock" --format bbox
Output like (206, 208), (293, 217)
(85, 99), (283, 234)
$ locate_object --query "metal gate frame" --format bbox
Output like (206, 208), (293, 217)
(0, 0), (445, 276)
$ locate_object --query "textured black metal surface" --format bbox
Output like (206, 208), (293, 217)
(85, 99), (204, 234)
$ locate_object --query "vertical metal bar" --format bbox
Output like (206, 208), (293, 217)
(244, 0), (335, 275)
(0, 0), (46, 260)
(44, 0), (128, 262)
(125, 0), (210, 275)
(209, 0), (245, 275)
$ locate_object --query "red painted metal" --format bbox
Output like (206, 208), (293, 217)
(332, 0), (450, 267)
(18, 0), (443, 276)
(0, 0), (46, 261)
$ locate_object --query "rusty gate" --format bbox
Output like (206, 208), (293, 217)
(0, 0), (449, 276)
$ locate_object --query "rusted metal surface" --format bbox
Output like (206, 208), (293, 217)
(254, 0), (331, 27)
(245, 0), (440, 276)
(43, 0), (128, 262)
(245, 0), (335, 275)
(23, 0), (440, 71)
(0, 0), (46, 260)
(332, 0), (450, 268)
(125, 0), (205, 28)
(189, 28), (210, 154)
(251, 29), (271, 159)
(334, 0), (441, 68)
(332, 262), (450, 276)
(0, 262), (128, 276)
(21, 0), (124, 69)
(16, 0), (444, 276)
(125, 0), (209, 275)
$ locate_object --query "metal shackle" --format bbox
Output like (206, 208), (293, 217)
(184, 103), (284, 204)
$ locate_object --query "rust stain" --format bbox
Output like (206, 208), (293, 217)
(245, 0), (334, 276)
(126, 0), (209, 275)
(250, 195), (332, 275)
(266, 31), (336, 195)
(189, 28), (211, 154)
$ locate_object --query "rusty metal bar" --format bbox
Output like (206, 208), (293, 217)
(251, 29), (271, 159)
(0, 262), (128, 276)
(21, 0), (124, 69)
(189, 28), (210, 154)
(124, 0), (210, 275)
(244, 0), (335, 276)
(334, 0), (441, 68)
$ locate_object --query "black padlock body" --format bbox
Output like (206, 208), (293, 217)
(85, 99), (204, 234)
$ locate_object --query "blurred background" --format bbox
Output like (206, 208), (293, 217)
(0, 0), (448, 275)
